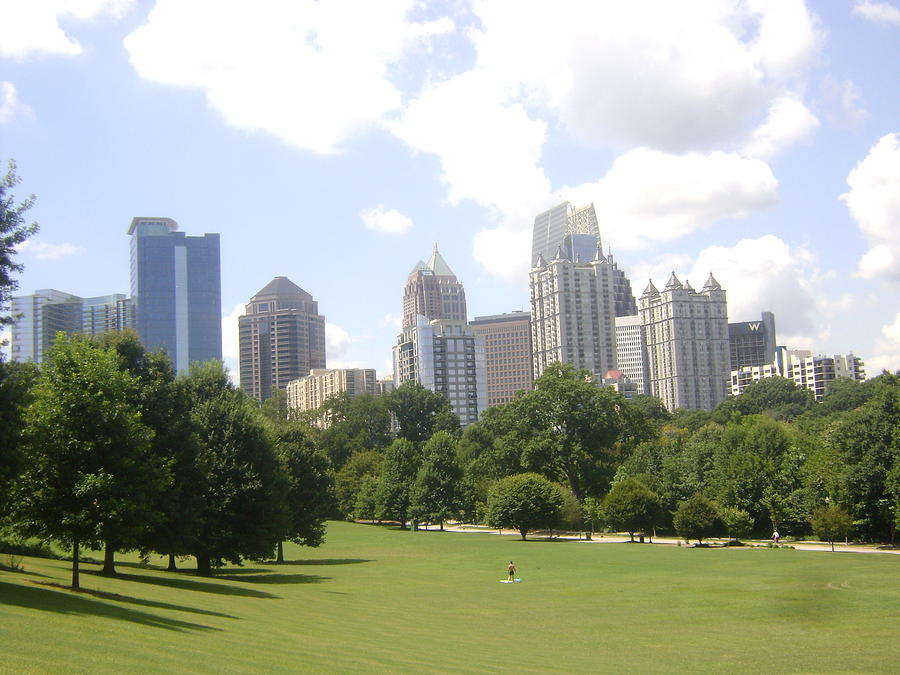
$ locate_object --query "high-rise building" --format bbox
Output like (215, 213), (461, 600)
(730, 349), (866, 400)
(729, 311), (776, 371)
(529, 244), (617, 382)
(402, 244), (466, 331)
(239, 276), (326, 401)
(639, 273), (731, 411)
(393, 317), (487, 427)
(469, 311), (533, 407)
(128, 217), (221, 373)
(615, 314), (650, 396)
(286, 368), (375, 423)
(10, 289), (134, 363)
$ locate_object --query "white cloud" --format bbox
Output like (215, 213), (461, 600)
(841, 133), (900, 281)
(17, 240), (82, 260)
(221, 303), (244, 360)
(742, 96), (819, 159)
(853, 0), (900, 25)
(0, 81), (31, 123)
(379, 313), (402, 330)
(360, 205), (413, 234)
(883, 313), (900, 343)
(821, 76), (867, 126)
(867, 312), (900, 374)
(0, 0), (134, 59)
(124, 0), (453, 154)
(325, 322), (350, 359)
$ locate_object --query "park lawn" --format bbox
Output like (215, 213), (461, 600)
(1, 522), (898, 674)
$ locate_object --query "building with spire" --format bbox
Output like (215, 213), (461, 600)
(529, 240), (617, 382)
(394, 246), (486, 426)
(239, 276), (326, 401)
(129, 217), (221, 373)
(638, 272), (731, 411)
(402, 244), (467, 331)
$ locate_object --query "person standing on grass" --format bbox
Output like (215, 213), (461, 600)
(507, 561), (516, 581)
(772, 530), (780, 543)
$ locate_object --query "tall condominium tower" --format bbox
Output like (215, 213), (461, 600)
(639, 273), (731, 411)
(239, 276), (326, 401)
(10, 289), (134, 363)
(531, 202), (636, 317)
(728, 311), (776, 371)
(129, 217), (221, 373)
(469, 311), (533, 407)
(393, 317), (487, 427)
(614, 314), (650, 396)
(402, 244), (466, 331)
(530, 243), (617, 382)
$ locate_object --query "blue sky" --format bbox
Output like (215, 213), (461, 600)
(1, 0), (898, 379)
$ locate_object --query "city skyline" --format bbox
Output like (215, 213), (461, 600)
(2, 2), (898, 380)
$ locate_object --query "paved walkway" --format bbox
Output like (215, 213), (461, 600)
(433, 523), (900, 555)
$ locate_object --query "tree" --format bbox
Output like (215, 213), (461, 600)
(317, 392), (392, 468)
(409, 431), (462, 529)
(273, 421), (334, 562)
(601, 478), (662, 542)
(183, 362), (284, 575)
(486, 473), (564, 540)
(375, 438), (420, 528)
(717, 376), (815, 421)
(0, 360), (37, 513)
(10, 335), (165, 589)
(673, 494), (722, 545)
(719, 506), (753, 542)
(334, 450), (383, 517)
(810, 505), (853, 551)
(388, 382), (457, 445)
(0, 159), (38, 330)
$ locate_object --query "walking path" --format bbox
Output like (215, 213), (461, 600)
(433, 523), (900, 555)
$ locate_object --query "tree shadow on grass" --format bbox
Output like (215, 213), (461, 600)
(215, 573), (329, 585)
(0, 580), (220, 632)
(40, 580), (238, 618)
(81, 570), (277, 598)
(260, 558), (372, 566)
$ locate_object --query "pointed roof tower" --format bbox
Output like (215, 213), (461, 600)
(534, 252), (546, 268)
(683, 279), (696, 293)
(553, 244), (566, 261)
(663, 271), (683, 291)
(250, 276), (312, 302)
(641, 279), (660, 297)
(593, 243), (607, 263)
(702, 272), (722, 291)
(426, 243), (455, 276)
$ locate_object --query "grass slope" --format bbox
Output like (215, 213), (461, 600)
(2, 522), (898, 674)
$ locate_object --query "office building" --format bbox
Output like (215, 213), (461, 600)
(402, 244), (467, 331)
(730, 349), (866, 401)
(729, 311), (776, 371)
(639, 273), (731, 411)
(286, 368), (376, 423)
(10, 289), (134, 363)
(394, 317), (487, 427)
(239, 276), (326, 401)
(530, 243), (617, 382)
(615, 314), (650, 396)
(129, 217), (221, 372)
(469, 311), (533, 407)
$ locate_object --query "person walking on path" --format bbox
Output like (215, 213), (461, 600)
(507, 561), (516, 581)
(772, 530), (780, 543)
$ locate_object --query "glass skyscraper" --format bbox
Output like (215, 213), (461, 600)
(129, 217), (222, 373)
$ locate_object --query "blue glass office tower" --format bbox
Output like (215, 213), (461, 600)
(129, 217), (222, 372)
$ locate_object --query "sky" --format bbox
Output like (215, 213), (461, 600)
(1, 0), (899, 381)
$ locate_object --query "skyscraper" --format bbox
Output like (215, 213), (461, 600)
(239, 276), (326, 401)
(639, 273), (731, 411)
(128, 217), (221, 373)
(728, 311), (776, 371)
(402, 244), (467, 331)
(530, 243), (618, 382)
(469, 311), (533, 407)
(615, 314), (650, 396)
(10, 289), (134, 363)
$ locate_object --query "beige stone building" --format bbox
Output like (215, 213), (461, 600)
(286, 368), (377, 421)
(469, 311), (533, 407)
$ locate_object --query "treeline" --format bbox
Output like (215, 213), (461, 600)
(0, 332), (333, 588)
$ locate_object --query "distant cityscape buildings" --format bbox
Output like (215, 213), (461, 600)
(729, 311), (776, 371)
(614, 314), (650, 396)
(286, 368), (375, 422)
(129, 217), (221, 373)
(469, 311), (533, 407)
(402, 244), (467, 330)
(731, 349), (866, 401)
(238, 276), (326, 401)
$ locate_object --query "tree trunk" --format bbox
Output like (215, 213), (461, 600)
(276, 541), (284, 563)
(439, 520), (444, 531)
(167, 553), (177, 572)
(72, 539), (80, 590)
(196, 553), (212, 577)
(101, 542), (117, 576)
(831, 539), (835, 552)
(520, 529), (527, 540)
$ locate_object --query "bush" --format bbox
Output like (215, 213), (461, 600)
(673, 494), (722, 544)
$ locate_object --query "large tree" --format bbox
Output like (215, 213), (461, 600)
(182, 361), (284, 575)
(272, 421), (334, 562)
(388, 382), (458, 445)
(0, 359), (38, 513)
(409, 431), (462, 529)
(673, 494), (722, 545)
(486, 473), (564, 540)
(10, 335), (166, 588)
(334, 450), (383, 517)
(0, 159), (38, 330)
(375, 438), (420, 528)
(316, 392), (393, 468)
(601, 478), (662, 542)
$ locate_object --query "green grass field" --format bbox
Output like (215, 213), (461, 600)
(2, 522), (898, 674)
